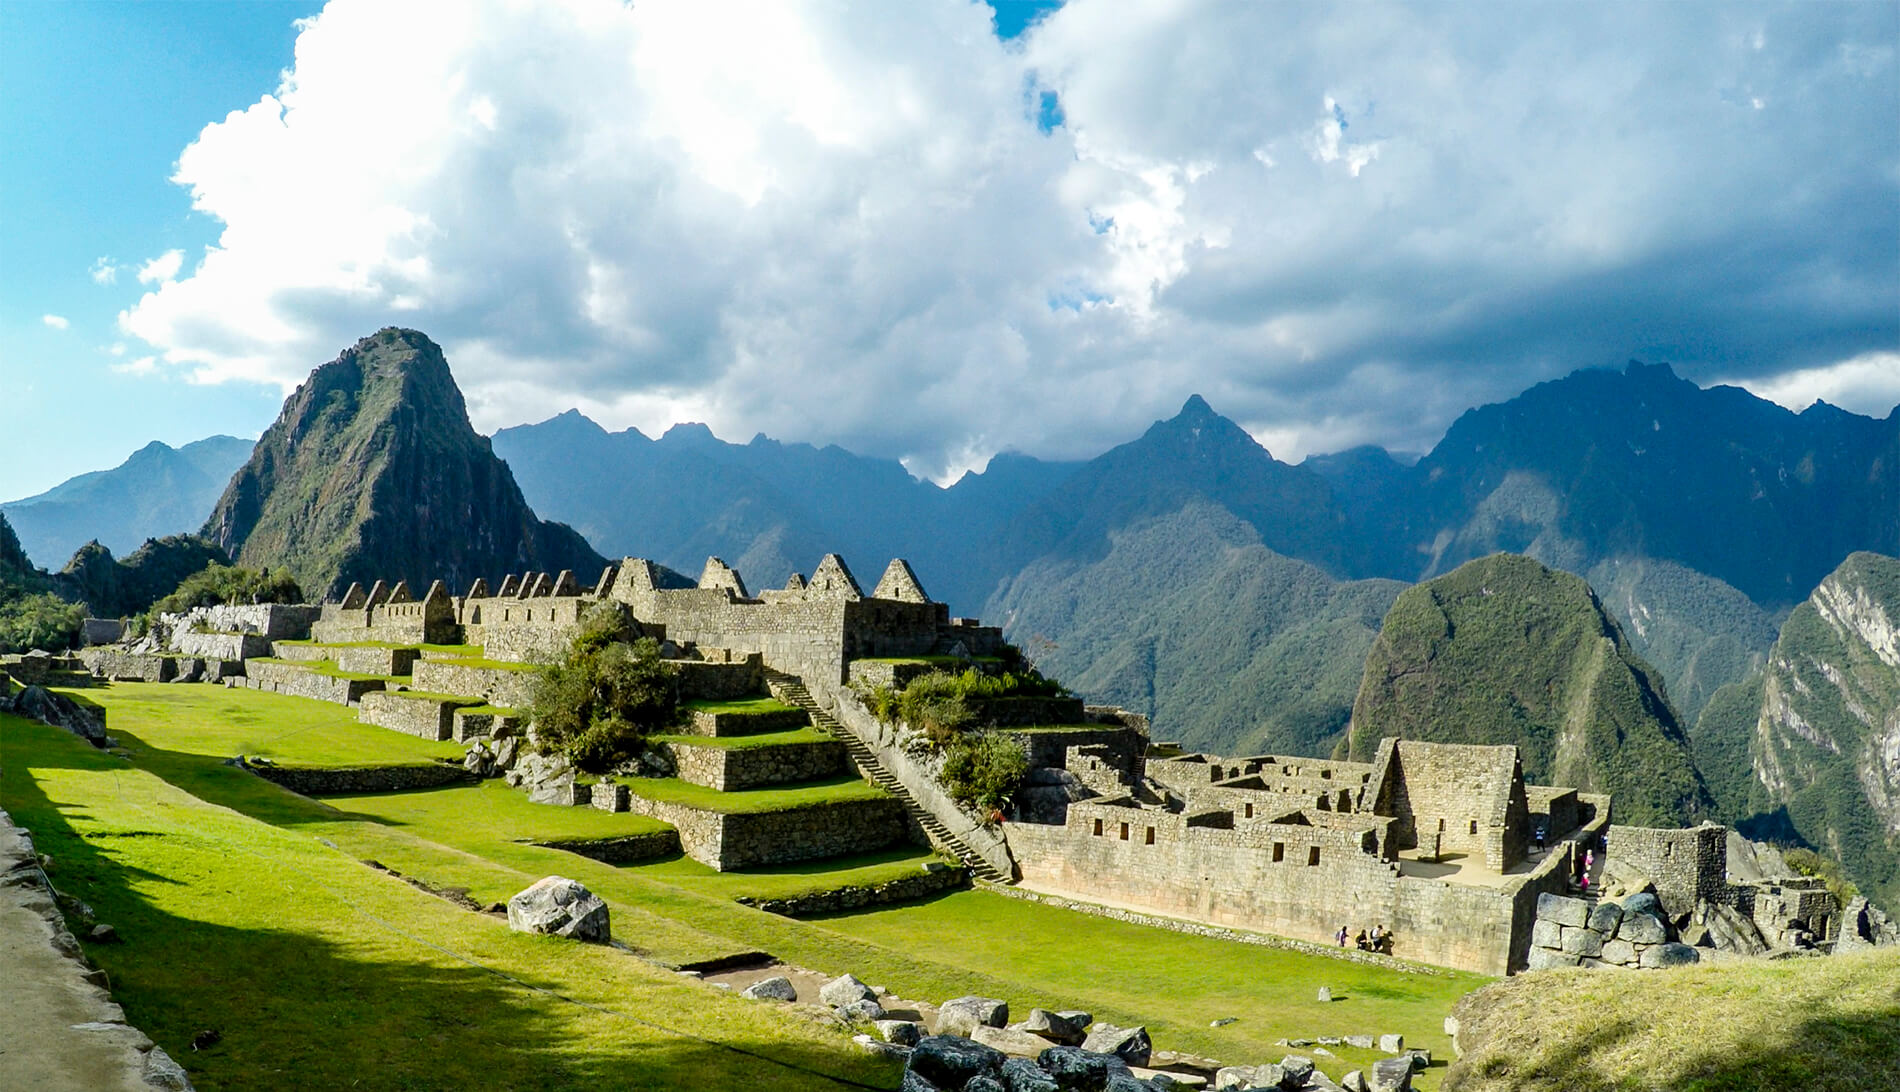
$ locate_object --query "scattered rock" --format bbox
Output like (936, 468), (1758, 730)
(505, 876), (609, 943)
(1081, 1023), (1153, 1066)
(1316, 986), (1332, 1003)
(1343, 1036), (1374, 1050)
(142, 1046), (193, 1091)
(1023, 1008), (1088, 1044)
(938, 995), (1009, 1037)
(909, 1035), (1006, 1088)
(877, 1019), (924, 1046)
(1037, 1046), (1133, 1088)
(1368, 1056), (1414, 1092)
(1376, 1034), (1403, 1054)
(1210, 1017), (1239, 1028)
(1057, 1010), (1095, 1030)
(974, 1024), (1062, 1057)
(821, 973), (878, 1007)
(1214, 1066), (1255, 1090)
(1000, 1056), (1062, 1092)
(741, 976), (797, 1002)
(1403, 1049), (1430, 1071)
(87, 923), (119, 943)
(1341, 1071), (1368, 1092)
(1279, 1055), (1316, 1088)
(1639, 942), (1701, 968)
(839, 998), (887, 1022)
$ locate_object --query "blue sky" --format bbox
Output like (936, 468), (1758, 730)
(0, 1), (320, 498)
(2, 0), (1894, 509)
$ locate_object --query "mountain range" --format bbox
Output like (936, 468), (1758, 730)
(0, 435), (253, 570)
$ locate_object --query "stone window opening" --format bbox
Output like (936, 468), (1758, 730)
(1307, 846), (1321, 866)
(1438, 818), (1446, 832)
(1273, 842), (1285, 863)
(1145, 827), (1156, 845)
(1244, 803), (1254, 818)
(1470, 819), (1478, 835)
(1119, 822), (1130, 841)
(1093, 818), (1103, 837)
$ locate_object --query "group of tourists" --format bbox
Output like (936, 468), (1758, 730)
(1334, 923), (1393, 954)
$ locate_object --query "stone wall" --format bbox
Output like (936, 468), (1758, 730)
(670, 659), (764, 701)
(334, 646), (422, 677)
(452, 708), (524, 742)
(80, 649), (176, 682)
(529, 830), (682, 864)
(823, 682), (1018, 878)
(171, 631), (273, 660)
(410, 660), (537, 708)
(239, 661), (385, 705)
(245, 761), (474, 795)
(735, 864), (969, 916)
(1375, 741), (1529, 871)
(165, 603), (320, 640)
(665, 738), (846, 791)
(1609, 822), (1727, 918)
(620, 792), (907, 870)
(686, 705), (809, 737)
(999, 726), (1146, 776)
(357, 692), (472, 741)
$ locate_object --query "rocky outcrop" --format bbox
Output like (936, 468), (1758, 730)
(0, 684), (107, 746)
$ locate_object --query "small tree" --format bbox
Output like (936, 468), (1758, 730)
(530, 632), (680, 773)
(940, 732), (1029, 813)
(0, 592), (85, 653)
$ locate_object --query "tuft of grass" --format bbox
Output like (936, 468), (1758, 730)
(1444, 950), (1900, 1091)
(247, 656), (399, 682)
(380, 689), (485, 706)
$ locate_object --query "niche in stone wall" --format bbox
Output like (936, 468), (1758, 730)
(1307, 846), (1321, 866)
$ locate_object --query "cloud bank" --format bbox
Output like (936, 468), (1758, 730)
(120, 0), (1898, 474)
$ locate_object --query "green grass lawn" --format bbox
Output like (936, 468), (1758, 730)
(651, 727), (834, 750)
(424, 654), (541, 672)
(685, 697), (800, 716)
(65, 682), (465, 767)
(380, 689), (485, 706)
(4, 682), (1489, 1090)
(0, 713), (896, 1092)
(622, 774), (889, 813)
(246, 656), (400, 682)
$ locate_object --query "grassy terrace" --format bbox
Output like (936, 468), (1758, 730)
(621, 774), (888, 813)
(651, 727), (834, 750)
(379, 689), (484, 705)
(246, 656), (400, 682)
(274, 640), (485, 657)
(684, 697), (799, 716)
(4, 682), (1488, 1089)
(422, 654), (540, 672)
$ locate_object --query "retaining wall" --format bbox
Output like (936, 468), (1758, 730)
(241, 661), (386, 705)
(410, 660), (537, 708)
(735, 864), (969, 916)
(245, 761), (474, 795)
(357, 692), (473, 741)
(171, 631), (273, 660)
(666, 738), (846, 791)
(620, 792), (907, 870)
(529, 830), (682, 864)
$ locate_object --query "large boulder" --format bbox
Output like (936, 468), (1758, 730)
(13, 685), (107, 744)
(1001, 1057), (1062, 1092)
(1037, 1046), (1133, 1088)
(1081, 1024), (1152, 1067)
(1369, 1056), (1414, 1092)
(822, 973), (878, 1007)
(1587, 900), (1624, 935)
(939, 995), (1010, 1037)
(1617, 910), (1669, 946)
(505, 876), (609, 943)
(975, 1025), (1064, 1057)
(1638, 942), (1701, 968)
(910, 1035), (1006, 1088)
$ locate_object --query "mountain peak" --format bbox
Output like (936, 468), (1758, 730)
(660, 422), (718, 445)
(1177, 393), (1216, 419)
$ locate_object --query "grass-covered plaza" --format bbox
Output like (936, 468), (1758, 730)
(2, 682), (1488, 1090)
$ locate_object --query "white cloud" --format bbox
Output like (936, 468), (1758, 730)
(41, 314), (69, 330)
(115, 0), (1898, 470)
(1736, 351), (1900, 418)
(112, 356), (159, 376)
(89, 257), (119, 285)
(137, 249), (185, 284)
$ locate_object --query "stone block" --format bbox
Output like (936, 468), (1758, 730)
(1618, 911), (1668, 945)
(909, 1035), (1005, 1089)
(1022, 1008), (1087, 1045)
(1369, 1056), (1413, 1092)
(876, 1020), (923, 1046)
(741, 976), (796, 1001)
(1344, 1035), (1374, 1049)
(505, 876), (609, 943)
(1531, 918), (1564, 949)
(821, 973), (878, 1007)
(1081, 1023), (1152, 1067)
(1526, 947), (1579, 971)
(1536, 892), (1590, 928)
(1600, 939), (1637, 965)
(1639, 942), (1701, 969)
(1588, 900), (1625, 935)
(973, 1024), (1058, 1057)
(1561, 926), (1604, 959)
(938, 995), (1009, 1037)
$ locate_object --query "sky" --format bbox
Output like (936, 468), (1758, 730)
(2, 0), (1895, 502)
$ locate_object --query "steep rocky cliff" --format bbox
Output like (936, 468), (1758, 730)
(203, 328), (603, 599)
(1347, 553), (1711, 826)
(1740, 552), (1900, 906)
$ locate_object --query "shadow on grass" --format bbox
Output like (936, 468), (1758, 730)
(4, 719), (900, 1092)
(105, 726), (408, 829)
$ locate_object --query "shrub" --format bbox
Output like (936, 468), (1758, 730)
(869, 665), (1067, 748)
(940, 732), (1029, 813)
(0, 592), (85, 653)
(146, 563), (304, 620)
(1783, 848), (1860, 905)
(530, 635), (680, 773)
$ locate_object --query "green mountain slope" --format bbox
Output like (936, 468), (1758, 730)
(1587, 556), (1781, 725)
(1, 436), (253, 569)
(987, 499), (1403, 757)
(1346, 553), (1711, 826)
(1722, 552), (1900, 906)
(203, 328), (603, 599)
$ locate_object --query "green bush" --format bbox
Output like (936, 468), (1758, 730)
(0, 592), (84, 653)
(530, 634), (681, 773)
(940, 732), (1029, 813)
(868, 665), (1066, 748)
(147, 563), (304, 620)
(1783, 847), (1860, 905)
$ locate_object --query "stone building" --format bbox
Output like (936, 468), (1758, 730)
(1006, 738), (1610, 976)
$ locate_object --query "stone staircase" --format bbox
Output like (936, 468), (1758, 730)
(764, 668), (1012, 884)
